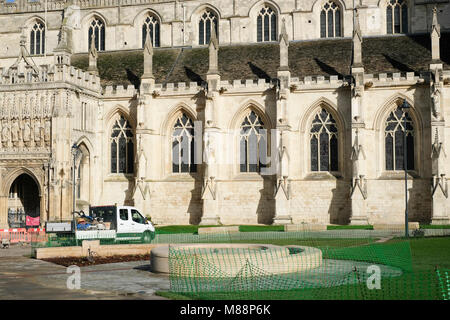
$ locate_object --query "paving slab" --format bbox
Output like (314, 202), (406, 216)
(0, 244), (169, 300)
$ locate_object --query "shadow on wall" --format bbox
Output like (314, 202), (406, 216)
(329, 179), (351, 225)
(408, 177), (432, 224)
(256, 175), (276, 224)
(188, 173), (203, 225)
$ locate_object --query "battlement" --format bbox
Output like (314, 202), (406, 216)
(363, 72), (429, 87)
(290, 75), (345, 90)
(98, 70), (445, 99)
(0, 0), (172, 14)
(0, 64), (101, 93)
(102, 84), (138, 97)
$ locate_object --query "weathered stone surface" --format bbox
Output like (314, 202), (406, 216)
(197, 226), (239, 234)
(284, 224), (327, 232)
(372, 223), (420, 231)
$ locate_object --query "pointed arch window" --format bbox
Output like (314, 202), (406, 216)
(110, 115), (134, 174)
(385, 105), (414, 170)
(172, 113), (196, 173)
(199, 9), (218, 45)
(257, 5), (277, 42)
(386, 0), (408, 34)
(142, 14), (160, 48)
(310, 108), (339, 172)
(240, 110), (269, 173)
(88, 17), (105, 51)
(320, 1), (341, 38)
(30, 22), (45, 55)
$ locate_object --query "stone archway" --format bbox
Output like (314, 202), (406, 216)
(7, 173), (40, 228)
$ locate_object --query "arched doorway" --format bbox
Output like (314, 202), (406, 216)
(8, 174), (40, 228)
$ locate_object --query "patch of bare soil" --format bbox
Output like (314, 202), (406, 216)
(42, 254), (149, 267)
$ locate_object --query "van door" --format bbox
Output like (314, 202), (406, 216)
(130, 209), (147, 233)
(117, 207), (133, 234)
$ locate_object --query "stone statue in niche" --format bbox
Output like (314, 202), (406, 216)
(23, 118), (31, 146)
(431, 88), (441, 120)
(34, 118), (42, 146)
(44, 118), (51, 146)
(1, 119), (9, 147)
(11, 119), (20, 147)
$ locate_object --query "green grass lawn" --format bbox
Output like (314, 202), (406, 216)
(156, 236), (450, 300)
(419, 225), (450, 229)
(155, 224), (376, 234)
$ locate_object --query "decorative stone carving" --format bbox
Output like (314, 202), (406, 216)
(11, 119), (20, 147)
(44, 119), (51, 145)
(1, 120), (9, 147)
(431, 87), (442, 120)
(22, 118), (31, 146)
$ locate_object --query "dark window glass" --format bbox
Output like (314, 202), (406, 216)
(127, 140), (134, 174)
(401, 5), (408, 33)
(240, 111), (266, 173)
(240, 137), (247, 172)
(387, 7), (393, 34)
(320, 11), (327, 38)
(264, 14), (269, 41)
(111, 140), (117, 173)
(199, 20), (204, 45)
(407, 134), (414, 170)
(270, 14), (277, 41)
(310, 108), (338, 172)
(110, 116), (134, 174)
(119, 209), (128, 221)
(335, 9), (341, 37)
(394, 5), (401, 33)
(30, 30), (35, 55)
(257, 16), (262, 42)
(385, 134), (393, 170)
(328, 9), (334, 37)
(394, 129), (404, 170)
(172, 113), (195, 173)
(385, 106), (414, 171)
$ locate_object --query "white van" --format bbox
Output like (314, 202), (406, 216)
(46, 205), (156, 243)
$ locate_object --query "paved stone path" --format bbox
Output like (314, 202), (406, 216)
(0, 244), (170, 300)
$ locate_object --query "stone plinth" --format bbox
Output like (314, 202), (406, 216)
(284, 224), (327, 232)
(373, 223), (420, 231)
(197, 226), (239, 234)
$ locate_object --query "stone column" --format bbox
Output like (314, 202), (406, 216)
(200, 26), (221, 225)
(273, 19), (293, 225)
(350, 8), (369, 225)
(429, 8), (449, 224)
(200, 24), (220, 225)
(132, 33), (156, 215)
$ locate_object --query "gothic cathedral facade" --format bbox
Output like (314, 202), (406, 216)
(0, 0), (449, 228)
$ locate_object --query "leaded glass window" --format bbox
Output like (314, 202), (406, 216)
(172, 113), (196, 173)
(88, 18), (105, 51)
(320, 1), (341, 38)
(142, 14), (160, 48)
(310, 108), (338, 172)
(385, 106), (414, 170)
(257, 5), (277, 42)
(386, 0), (408, 34)
(199, 10), (218, 45)
(110, 115), (134, 174)
(30, 22), (45, 55)
(240, 110), (268, 173)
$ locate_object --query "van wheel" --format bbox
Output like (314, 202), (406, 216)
(142, 231), (151, 243)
